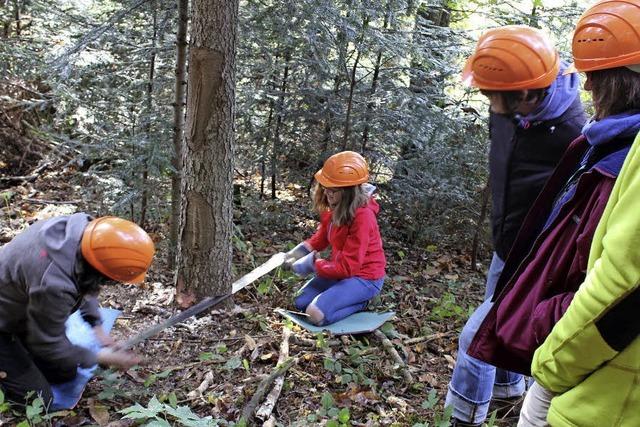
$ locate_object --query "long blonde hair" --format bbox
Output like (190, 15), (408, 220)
(312, 182), (370, 226)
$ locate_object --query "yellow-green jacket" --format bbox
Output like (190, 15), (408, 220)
(532, 132), (640, 427)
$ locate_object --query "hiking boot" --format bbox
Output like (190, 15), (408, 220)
(451, 418), (481, 427)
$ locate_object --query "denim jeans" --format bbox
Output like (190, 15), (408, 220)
(294, 276), (383, 325)
(445, 253), (526, 424)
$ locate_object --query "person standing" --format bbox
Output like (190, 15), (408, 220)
(524, 1), (640, 425)
(446, 25), (587, 426)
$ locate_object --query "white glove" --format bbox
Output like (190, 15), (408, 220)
(292, 251), (316, 277)
(284, 243), (311, 269)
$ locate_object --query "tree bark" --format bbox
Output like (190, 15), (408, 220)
(471, 182), (490, 271)
(259, 50), (280, 199)
(176, 0), (238, 302)
(13, 0), (20, 36)
(341, 48), (360, 151)
(270, 51), (290, 200)
(322, 2), (351, 153)
(140, 1), (158, 228)
(409, 0), (450, 93)
(529, 2), (539, 28)
(169, 0), (189, 269)
(341, 13), (369, 151)
(361, 4), (390, 153)
(260, 98), (274, 199)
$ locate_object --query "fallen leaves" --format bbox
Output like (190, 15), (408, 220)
(335, 387), (380, 407)
(0, 169), (493, 426)
(88, 398), (110, 426)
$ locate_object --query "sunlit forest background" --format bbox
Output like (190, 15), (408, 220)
(0, 1), (591, 426)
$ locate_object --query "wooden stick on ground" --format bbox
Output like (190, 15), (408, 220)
(403, 331), (454, 345)
(374, 330), (413, 383)
(256, 327), (292, 422)
(290, 335), (340, 348)
(240, 357), (297, 425)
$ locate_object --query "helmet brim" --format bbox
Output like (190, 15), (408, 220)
(315, 169), (338, 188)
(127, 271), (146, 285)
(461, 57), (476, 87)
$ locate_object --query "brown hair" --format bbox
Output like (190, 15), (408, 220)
(480, 88), (547, 115)
(312, 182), (370, 227)
(587, 67), (640, 119)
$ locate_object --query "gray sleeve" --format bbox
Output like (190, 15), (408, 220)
(80, 295), (103, 327)
(26, 263), (98, 369)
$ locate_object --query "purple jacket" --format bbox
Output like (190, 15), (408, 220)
(468, 135), (633, 375)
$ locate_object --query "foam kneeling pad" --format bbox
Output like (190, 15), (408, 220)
(275, 308), (395, 335)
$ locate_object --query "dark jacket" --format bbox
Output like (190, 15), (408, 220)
(489, 97), (586, 259)
(0, 213), (103, 370)
(469, 136), (634, 375)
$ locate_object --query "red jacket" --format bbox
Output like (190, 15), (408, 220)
(306, 198), (386, 280)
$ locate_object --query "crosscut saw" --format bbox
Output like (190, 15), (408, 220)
(120, 252), (286, 350)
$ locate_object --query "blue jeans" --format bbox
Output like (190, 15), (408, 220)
(294, 276), (383, 325)
(445, 253), (525, 424)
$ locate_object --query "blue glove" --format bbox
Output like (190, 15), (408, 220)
(292, 251), (316, 277)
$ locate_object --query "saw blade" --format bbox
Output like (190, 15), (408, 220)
(120, 252), (287, 349)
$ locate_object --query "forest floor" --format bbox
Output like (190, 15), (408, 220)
(0, 156), (522, 427)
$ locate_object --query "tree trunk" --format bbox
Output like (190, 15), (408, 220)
(270, 51), (291, 200)
(260, 99), (274, 199)
(322, 2), (351, 153)
(341, 13), (369, 151)
(260, 51), (280, 200)
(140, 2), (158, 228)
(471, 182), (490, 271)
(361, 49), (381, 153)
(169, 0), (189, 269)
(13, 0), (20, 36)
(529, 3), (539, 28)
(129, 106), (138, 222)
(341, 48), (361, 151)
(361, 4), (390, 153)
(409, 0), (450, 93)
(176, 0), (238, 302)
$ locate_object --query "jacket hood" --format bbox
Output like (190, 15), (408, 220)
(361, 183), (376, 196)
(358, 183), (380, 215)
(518, 60), (580, 127)
(38, 213), (92, 279)
(582, 110), (640, 146)
(363, 195), (381, 216)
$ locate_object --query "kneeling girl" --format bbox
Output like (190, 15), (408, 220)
(285, 151), (386, 326)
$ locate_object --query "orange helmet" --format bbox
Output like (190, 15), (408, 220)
(314, 151), (369, 188)
(462, 25), (560, 90)
(81, 217), (155, 284)
(570, 0), (640, 72)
